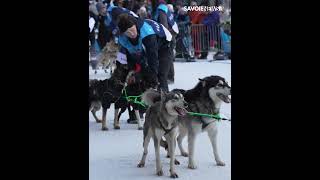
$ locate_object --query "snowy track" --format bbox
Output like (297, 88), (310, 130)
(89, 60), (231, 180)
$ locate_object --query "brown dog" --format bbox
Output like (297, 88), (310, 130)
(97, 39), (119, 74)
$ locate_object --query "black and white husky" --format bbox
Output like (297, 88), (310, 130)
(174, 75), (231, 169)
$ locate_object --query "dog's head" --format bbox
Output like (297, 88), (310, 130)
(160, 90), (188, 116)
(140, 75), (158, 91)
(111, 61), (129, 83)
(199, 76), (231, 104)
(103, 39), (119, 53)
(126, 72), (147, 92)
(89, 79), (102, 99)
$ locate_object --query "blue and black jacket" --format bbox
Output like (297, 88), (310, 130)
(153, 3), (179, 34)
(118, 19), (172, 75)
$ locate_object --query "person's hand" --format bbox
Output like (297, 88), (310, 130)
(128, 76), (136, 85)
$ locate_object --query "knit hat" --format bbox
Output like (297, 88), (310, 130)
(117, 14), (137, 33)
(89, 3), (99, 16)
(167, 4), (174, 13)
(96, 2), (105, 14)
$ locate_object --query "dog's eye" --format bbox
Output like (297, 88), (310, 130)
(217, 84), (223, 87)
(173, 97), (179, 101)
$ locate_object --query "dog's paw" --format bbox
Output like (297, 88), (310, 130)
(95, 119), (102, 123)
(188, 163), (197, 169)
(181, 152), (189, 157)
(174, 159), (180, 165)
(156, 170), (163, 176)
(138, 127), (143, 130)
(216, 161), (226, 166)
(101, 127), (109, 131)
(170, 172), (179, 178)
(114, 125), (120, 129)
(137, 162), (145, 168)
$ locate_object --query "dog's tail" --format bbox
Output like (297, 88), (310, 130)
(141, 89), (160, 106)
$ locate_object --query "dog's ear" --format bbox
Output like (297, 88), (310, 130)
(199, 78), (206, 87)
(141, 88), (160, 106)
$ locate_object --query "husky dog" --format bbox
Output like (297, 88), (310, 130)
(174, 75), (231, 169)
(137, 89), (188, 178)
(112, 67), (160, 130)
(88, 62), (135, 130)
(89, 79), (103, 123)
(97, 39), (119, 74)
(113, 72), (151, 130)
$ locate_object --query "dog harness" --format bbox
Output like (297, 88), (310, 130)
(159, 122), (175, 135)
(122, 87), (147, 108)
(191, 106), (220, 130)
(158, 112), (176, 135)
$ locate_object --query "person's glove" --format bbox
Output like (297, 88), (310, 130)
(128, 75), (136, 85)
(134, 63), (141, 73)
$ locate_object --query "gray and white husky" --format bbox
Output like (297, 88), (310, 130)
(137, 89), (188, 178)
(174, 75), (231, 169)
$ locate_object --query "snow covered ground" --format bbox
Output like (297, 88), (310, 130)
(89, 60), (231, 180)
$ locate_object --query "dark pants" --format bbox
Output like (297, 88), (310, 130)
(127, 105), (145, 121)
(167, 36), (175, 81)
(128, 105), (136, 120)
(158, 46), (172, 92)
(167, 61), (174, 81)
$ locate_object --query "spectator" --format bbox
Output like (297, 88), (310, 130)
(89, 13), (97, 50)
(96, 2), (113, 49)
(152, 1), (178, 84)
(167, 3), (176, 83)
(174, 3), (195, 61)
(137, 6), (148, 19)
(89, 2), (99, 72)
(89, 1), (99, 17)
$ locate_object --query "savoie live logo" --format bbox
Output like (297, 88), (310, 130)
(183, 6), (223, 12)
